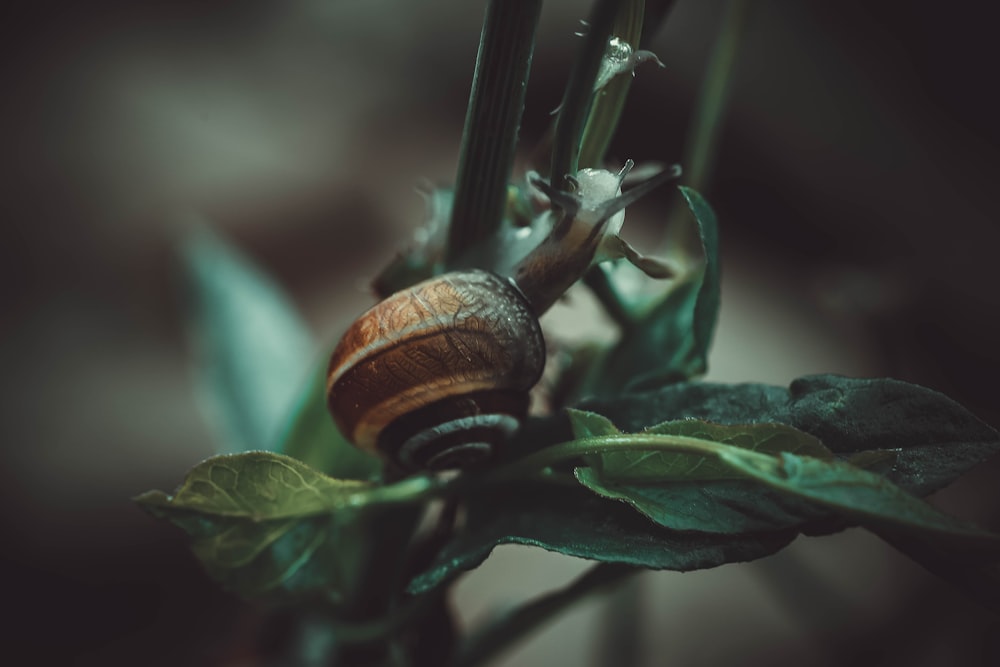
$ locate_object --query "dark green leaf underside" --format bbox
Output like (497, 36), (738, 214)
(580, 374), (1000, 498)
(136, 452), (407, 603)
(408, 481), (795, 595)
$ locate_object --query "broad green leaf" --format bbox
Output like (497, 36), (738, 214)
(580, 374), (1000, 498)
(136, 452), (418, 604)
(567, 417), (1000, 553)
(182, 229), (315, 453)
(407, 481), (796, 595)
(577, 186), (720, 398)
(187, 513), (358, 601)
(725, 451), (1000, 555)
(574, 470), (827, 534)
(278, 363), (382, 481)
(136, 452), (371, 519)
(569, 411), (834, 533)
(569, 410), (832, 481)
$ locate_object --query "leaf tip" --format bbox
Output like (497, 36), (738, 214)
(566, 408), (622, 439)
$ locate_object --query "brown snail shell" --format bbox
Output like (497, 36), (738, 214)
(326, 162), (679, 471)
(326, 270), (545, 471)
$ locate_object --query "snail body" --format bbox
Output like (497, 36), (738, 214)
(327, 163), (680, 471)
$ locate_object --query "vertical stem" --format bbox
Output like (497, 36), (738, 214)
(330, 504), (425, 665)
(454, 563), (639, 667)
(664, 0), (749, 261)
(682, 0), (749, 193)
(577, 0), (645, 169)
(596, 573), (645, 667)
(578, 0), (681, 327)
(447, 0), (542, 269)
(550, 0), (623, 191)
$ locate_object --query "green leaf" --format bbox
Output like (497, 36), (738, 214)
(569, 410), (832, 481)
(278, 363), (383, 481)
(569, 411), (833, 533)
(574, 470), (827, 534)
(136, 451), (371, 519)
(680, 186), (721, 372)
(136, 452), (392, 603)
(407, 481), (796, 595)
(181, 229), (315, 453)
(580, 374), (1000, 498)
(577, 186), (719, 397)
(565, 410), (999, 558)
(718, 450), (1000, 555)
(567, 374), (1000, 603)
(565, 409), (621, 438)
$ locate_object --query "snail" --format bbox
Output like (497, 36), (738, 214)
(326, 161), (681, 471)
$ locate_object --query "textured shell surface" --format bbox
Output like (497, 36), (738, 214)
(327, 270), (545, 457)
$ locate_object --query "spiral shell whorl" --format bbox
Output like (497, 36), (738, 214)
(326, 270), (545, 470)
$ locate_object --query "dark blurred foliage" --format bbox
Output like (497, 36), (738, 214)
(2, 1), (999, 665)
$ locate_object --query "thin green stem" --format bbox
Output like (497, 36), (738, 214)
(504, 432), (777, 477)
(355, 474), (440, 507)
(550, 0), (623, 191)
(682, 0), (749, 193)
(597, 570), (644, 667)
(664, 0), (749, 260)
(448, 0), (542, 268)
(453, 563), (639, 667)
(577, 0), (645, 169)
(355, 432), (780, 509)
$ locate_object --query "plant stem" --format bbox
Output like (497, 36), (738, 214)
(596, 571), (644, 667)
(448, 0), (542, 268)
(665, 0), (749, 258)
(357, 433), (778, 509)
(498, 432), (778, 478)
(681, 0), (749, 193)
(453, 563), (639, 667)
(577, 0), (646, 169)
(550, 0), (623, 191)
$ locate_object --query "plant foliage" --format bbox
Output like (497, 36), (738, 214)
(137, 0), (1000, 664)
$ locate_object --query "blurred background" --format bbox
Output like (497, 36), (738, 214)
(3, 0), (1000, 665)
